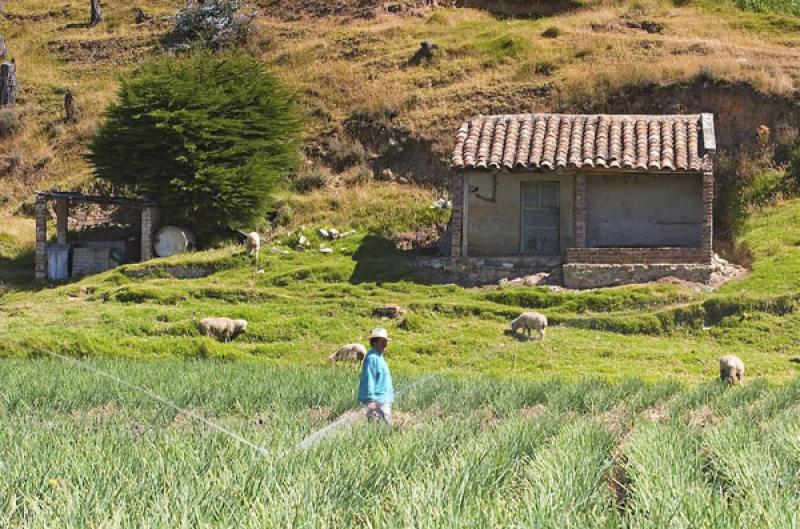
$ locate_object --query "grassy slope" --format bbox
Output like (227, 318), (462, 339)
(2, 192), (800, 383)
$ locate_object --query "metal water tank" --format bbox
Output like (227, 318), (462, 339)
(153, 226), (195, 257)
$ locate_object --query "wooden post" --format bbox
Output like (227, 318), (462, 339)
(90, 0), (103, 27)
(55, 198), (68, 244)
(0, 60), (17, 108)
(64, 91), (80, 122)
(35, 197), (48, 280)
(140, 206), (160, 261)
(0, 37), (6, 60)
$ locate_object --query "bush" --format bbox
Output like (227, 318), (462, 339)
(166, 0), (256, 51)
(291, 171), (328, 193)
(324, 137), (367, 172)
(541, 26), (561, 38)
(0, 109), (21, 139)
(89, 52), (301, 241)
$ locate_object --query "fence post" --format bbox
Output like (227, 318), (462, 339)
(0, 60), (17, 108)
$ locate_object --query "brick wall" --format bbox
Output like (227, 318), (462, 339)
(450, 174), (463, 258)
(566, 247), (707, 264)
(701, 171), (714, 261)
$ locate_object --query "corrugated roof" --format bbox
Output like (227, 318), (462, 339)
(451, 113), (715, 172)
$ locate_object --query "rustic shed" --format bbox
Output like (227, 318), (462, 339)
(34, 191), (162, 281)
(449, 113), (716, 288)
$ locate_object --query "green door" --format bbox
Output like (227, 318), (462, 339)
(521, 182), (560, 254)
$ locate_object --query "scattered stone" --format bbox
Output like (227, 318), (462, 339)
(372, 304), (406, 319)
(79, 285), (94, 296)
(379, 168), (395, 181)
(320, 247), (334, 254)
(625, 19), (665, 33)
(329, 228), (340, 239)
(256, 269), (265, 274)
(298, 235), (308, 246)
(319, 228), (330, 239)
(270, 246), (282, 253)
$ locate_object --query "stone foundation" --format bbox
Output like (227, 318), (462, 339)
(563, 263), (713, 289)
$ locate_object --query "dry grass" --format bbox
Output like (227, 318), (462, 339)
(2, 0), (800, 220)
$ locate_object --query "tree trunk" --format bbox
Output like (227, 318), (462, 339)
(90, 0), (103, 27)
(64, 91), (81, 122)
(0, 60), (17, 108)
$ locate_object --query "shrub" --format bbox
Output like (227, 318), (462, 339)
(89, 52), (301, 241)
(324, 137), (367, 172)
(166, 0), (256, 51)
(541, 26), (561, 38)
(291, 171), (328, 193)
(0, 109), (21, 139)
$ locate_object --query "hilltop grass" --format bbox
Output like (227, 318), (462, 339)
(3, 198), (800, 383)
(2, 359), (800, 527)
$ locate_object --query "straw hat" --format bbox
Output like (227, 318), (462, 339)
(369, 327), (389, 341)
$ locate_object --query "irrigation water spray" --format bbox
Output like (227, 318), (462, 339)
(43, 350), (444, 456)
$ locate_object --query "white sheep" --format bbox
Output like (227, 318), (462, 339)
(246, 232), (260, 260)
(719, 355), (745, 385)
(510, 311), (548, 340)
(329, 343), (367, 363)
(198, 317), (248, 343)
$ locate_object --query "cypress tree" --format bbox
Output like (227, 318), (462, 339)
(89, 52), (301, 240)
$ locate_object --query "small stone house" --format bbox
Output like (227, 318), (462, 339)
(449, 113), (716, 288)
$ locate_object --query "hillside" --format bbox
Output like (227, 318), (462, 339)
(2, 0), (800, 238)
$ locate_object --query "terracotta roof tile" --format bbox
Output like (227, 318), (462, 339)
(452, 113), (715, 172)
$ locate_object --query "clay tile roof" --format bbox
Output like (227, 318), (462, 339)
(451, 113), (715, 172)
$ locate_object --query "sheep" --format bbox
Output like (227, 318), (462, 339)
(198, 317), (248, 343)
(329, 343), (367, 363)
(510, 311), (548, 340)
(719, 355), (745, 385)
(245, 232), (260, 260)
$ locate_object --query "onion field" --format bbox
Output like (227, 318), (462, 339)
(2, 359), (799, 528)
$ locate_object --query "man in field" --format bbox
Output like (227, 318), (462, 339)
(358, 327), (394, 424)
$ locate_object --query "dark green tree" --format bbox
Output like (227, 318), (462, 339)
(89, 52), (300, 240)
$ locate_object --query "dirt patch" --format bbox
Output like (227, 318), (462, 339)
(597, 404), (631, 438)
(307, 406), (334, 422)
(393, 223), (448, 252)
(259, 0), (449, 21)
(129, 421), (147, 438)
(48, 36), (157, 65)
(343, 110), (453, 187)
(425, 402), (444, 418)
(473, 405), (501, 430)
(519, 404), (547, 420)
(687, 405), (718, 428)
(605, 450), (631, 515)
(392, 411), (424, 430)
(171, 409), (203, 429)
(457, 0), (581, 18)
(641, 403), (669, 423)
(74, 401), (120, 419)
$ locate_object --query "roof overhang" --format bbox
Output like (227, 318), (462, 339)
(451, 113), (715, 173)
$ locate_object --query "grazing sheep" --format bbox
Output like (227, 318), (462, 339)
(510, 311), (548, 340)
(198, 317), (248, 343)
(246, 232), (260, 260)
(719, 355), (745, 385)
(329, 343), (367, 363)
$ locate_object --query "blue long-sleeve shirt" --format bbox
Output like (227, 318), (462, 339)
(358, 349), (394, 404)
